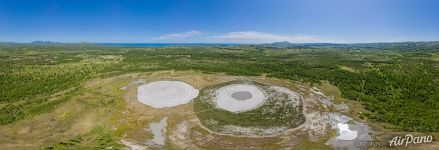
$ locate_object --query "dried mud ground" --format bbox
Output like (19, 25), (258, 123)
(0, 70), (437, 150)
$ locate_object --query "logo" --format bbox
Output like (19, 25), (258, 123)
(389, 134), (433, 147)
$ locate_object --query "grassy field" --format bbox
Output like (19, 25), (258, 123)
(0, 43), (438, 149)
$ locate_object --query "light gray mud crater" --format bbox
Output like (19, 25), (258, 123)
(195, 81), (305, 136)
(137, 81), (199, 108)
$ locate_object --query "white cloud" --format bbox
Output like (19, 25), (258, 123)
(150, 31), (326, 43)
(154, 31), (203, 40)
(214, 31), (321, 43)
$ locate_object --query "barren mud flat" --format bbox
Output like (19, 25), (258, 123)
(214, 83), (268, 112)
(137, 80), (199, 108)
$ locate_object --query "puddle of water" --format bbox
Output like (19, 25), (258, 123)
(326, 113), (373, 150)
(147, 117), (168, 145)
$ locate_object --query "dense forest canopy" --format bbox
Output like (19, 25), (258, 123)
(0, 42), (438, 132)
(260, 41), (439, 51)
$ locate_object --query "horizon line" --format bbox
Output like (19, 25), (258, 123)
(1, 40), (439, 45)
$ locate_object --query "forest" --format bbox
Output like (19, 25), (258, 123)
(0, 43), (438, 132)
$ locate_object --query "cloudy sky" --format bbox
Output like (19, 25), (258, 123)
(1, 0), (438, 43)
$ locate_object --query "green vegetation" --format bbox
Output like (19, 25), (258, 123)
(1, 43), (438, 132)
(193, 81), (305, 132)
(45, 126), (123, 150)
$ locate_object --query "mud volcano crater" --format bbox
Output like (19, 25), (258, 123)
(193, 81), (306, 136)
(137, 80), (199, 108)
(231, 91), (253, 100)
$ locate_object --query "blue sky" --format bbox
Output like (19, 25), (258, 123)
(1, 0), (438, 43)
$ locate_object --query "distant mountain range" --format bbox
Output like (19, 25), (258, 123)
(31, 41), (62, 45)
